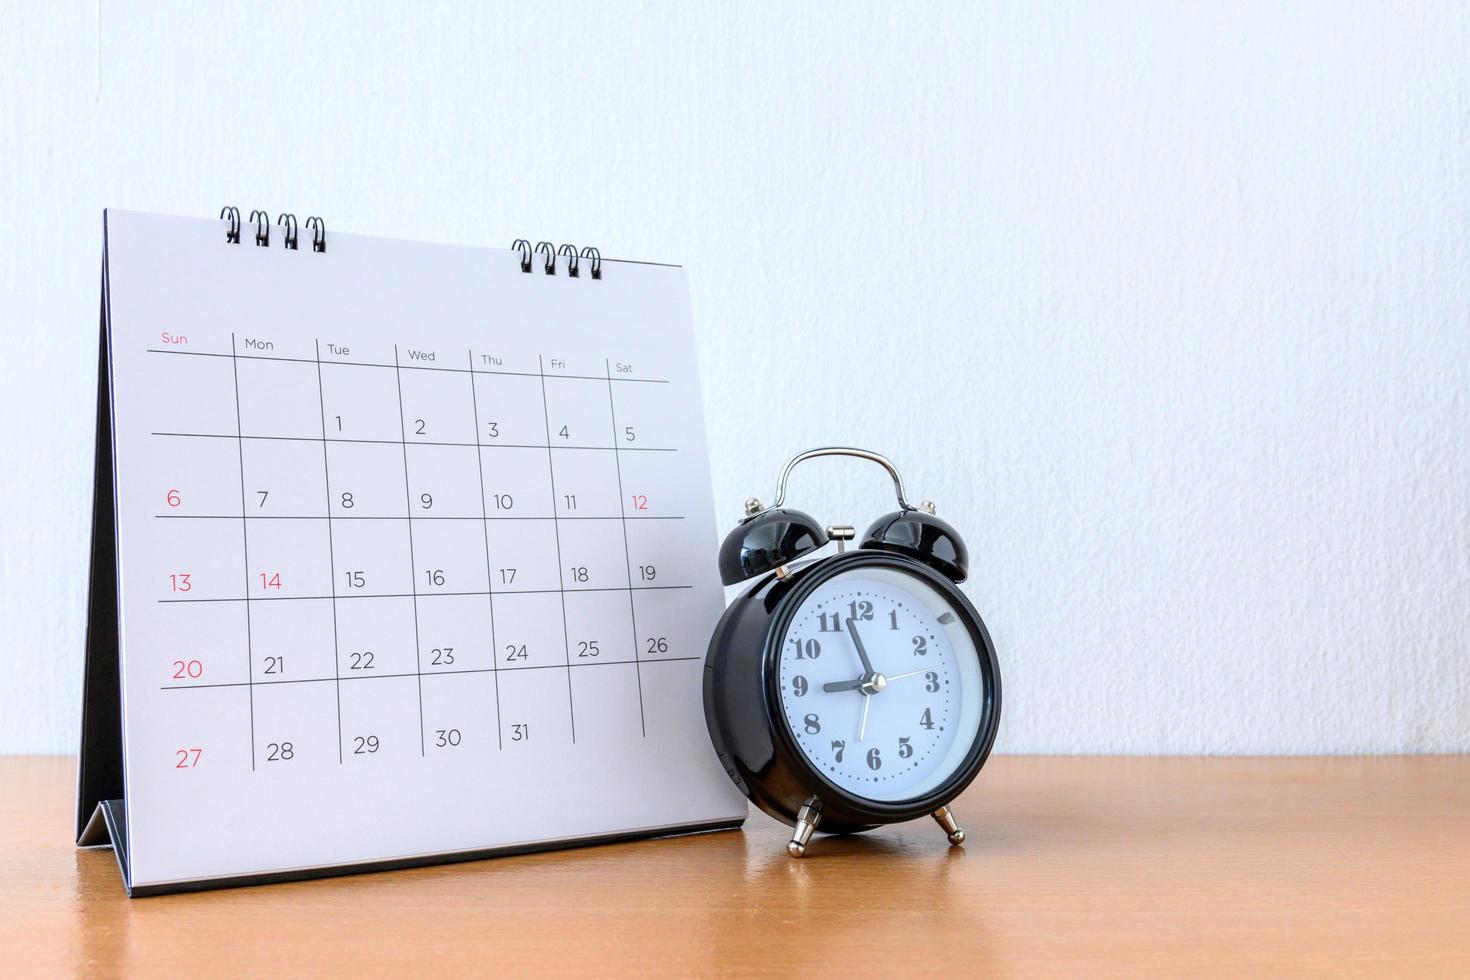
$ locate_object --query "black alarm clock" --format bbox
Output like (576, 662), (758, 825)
(703, 447), (1001, 857)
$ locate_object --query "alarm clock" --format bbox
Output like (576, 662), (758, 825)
(703, 447), (1001, 857)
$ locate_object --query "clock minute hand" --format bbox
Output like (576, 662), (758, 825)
(846, 618), (876, 675)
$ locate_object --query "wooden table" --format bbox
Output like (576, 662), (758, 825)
(4, 755), (1467, 976)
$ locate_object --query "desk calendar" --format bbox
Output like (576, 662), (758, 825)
(77, 209), (747, 895)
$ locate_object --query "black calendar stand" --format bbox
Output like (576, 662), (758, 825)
(77, 245), (138, 888)
(77, 268), (123, 811)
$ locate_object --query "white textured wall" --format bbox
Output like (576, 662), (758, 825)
(2, 2), (1466, 754)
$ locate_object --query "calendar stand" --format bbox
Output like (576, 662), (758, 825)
(76, 209), (747, 897)
(77, 288), (127, 866)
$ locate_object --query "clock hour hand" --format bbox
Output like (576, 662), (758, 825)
(846, 618), (876, 675)
(822, 678), (866, 693)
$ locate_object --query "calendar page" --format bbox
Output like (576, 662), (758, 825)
(97, 209), (746, 892)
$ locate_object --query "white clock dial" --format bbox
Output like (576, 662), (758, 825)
(776, 565), (986, 803)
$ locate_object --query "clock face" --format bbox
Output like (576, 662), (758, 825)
(775, 564), (987, 804)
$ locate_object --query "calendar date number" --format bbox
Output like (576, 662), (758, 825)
(172, 659), (203, 680)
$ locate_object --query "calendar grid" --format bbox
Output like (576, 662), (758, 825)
(148, 343), (689, 756)
(392, 344), (428, 756)
(604, 358), (647, 736)
(313, 339), (346, 764)
(537, 354), (579, 743)
(228, 333), (258, 771)
(466, 348), (505, 750)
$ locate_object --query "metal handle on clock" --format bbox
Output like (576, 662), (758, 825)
(768, 447), (915, 513)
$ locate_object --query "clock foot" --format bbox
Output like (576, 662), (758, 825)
(786, 801), (822, 857)
(932, 805), (965, 846)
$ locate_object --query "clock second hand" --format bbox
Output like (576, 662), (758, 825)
(847, 667), (931, 736)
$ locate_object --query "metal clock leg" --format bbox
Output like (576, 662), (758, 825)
(787, 799), (823, 857)
(932, 805), (965, 846)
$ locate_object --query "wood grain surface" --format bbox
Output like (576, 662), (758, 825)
(3, 755), (1467, 976)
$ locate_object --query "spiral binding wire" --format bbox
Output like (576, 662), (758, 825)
(557, 244), (580, 277)
(220, 206), (241, 244)
(580, 246), (602, 280)
(248, 209), (270, 247)
(219, 206), (599, 276)
(220, 206), (325, 254)
(277, 213), (299, 250)
(511, 238), (603, 279)
(306, 216), (326, 252)
(512, 238), (532, 272)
